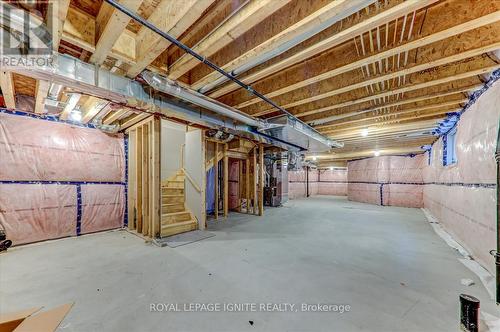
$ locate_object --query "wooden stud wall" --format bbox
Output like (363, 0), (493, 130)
(126, 116), (161, 238)
(206, 138), (265, 219)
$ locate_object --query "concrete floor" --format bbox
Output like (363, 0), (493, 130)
(1, 196), (498, 331)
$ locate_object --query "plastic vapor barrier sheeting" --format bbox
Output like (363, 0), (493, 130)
(0, 112), (126, 245)
(423, 80), (500, 274)
(347, 154), (425, 207)
(318, 169), (348, 196)
(287, 169), (346, 199)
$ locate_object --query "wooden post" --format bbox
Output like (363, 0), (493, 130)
(135, 127), (143, 232)
(259, 144), (264, 216)
(245, 158), (250, 214)
(201, 132), (207, 229)
(223, 143), (228, 218)
(142, 123), (149, 236)
(239, 160), (243, 212)
(151, 118), (161, 238)
(127, 130), (136, 229)
(214, 142), (219, 220)
(253, 147), (258, 215)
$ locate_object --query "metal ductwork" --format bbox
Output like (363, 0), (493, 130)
(141, 71), (265, 128)
(3, 0), (342, 152)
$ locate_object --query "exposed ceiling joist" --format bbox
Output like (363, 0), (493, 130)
(90, 0), (144, 65)
(127, 0), (218, 78)
(167, 0), (292, 80)
(208, 0), (440, 99)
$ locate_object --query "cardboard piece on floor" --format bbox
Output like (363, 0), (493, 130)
(13, 303), (73, 332)
(0, 307), (42, 332)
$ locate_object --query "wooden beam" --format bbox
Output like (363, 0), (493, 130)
(253, 147), (257, 215)
(34, 80), (50, 114)
(119, 113), (151, 130)
(59, 93), (81, 121)
(318, 99), (467, 130)
(330, 119), (440, 139)
(245, 157), (250, 214)
(324, 110), (454, 133)
(127, 0), (215, 78)
(190, 0), (367, 90)
(329, 147), (427, 160)
(81, 98), (108, 124)
(293, 64), (500, 118)
(208, 0), (439, 99)
(90, 0), (143, 65)
(62, 6), (136, 65)
(310, 84), (482, 127)
(102, 108), (128, 125)
(0, 71), (16, 109)
(168, 0), (291, 80)
(48, 0), (71, 51)
(240, 38), (500, 114)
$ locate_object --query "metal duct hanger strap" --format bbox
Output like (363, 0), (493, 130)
(103, 0), (341, 149)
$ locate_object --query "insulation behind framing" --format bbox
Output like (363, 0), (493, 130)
(0, 112), (125, 245)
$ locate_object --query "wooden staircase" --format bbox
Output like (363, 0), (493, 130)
(161, 170), (197, 237)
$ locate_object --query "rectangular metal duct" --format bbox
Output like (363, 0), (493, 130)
(260, 115), (343, 153)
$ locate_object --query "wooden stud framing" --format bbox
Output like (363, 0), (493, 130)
(258, 144), (264, 216)
(253, 147), (258, 215)
(126, 116), (161, 238)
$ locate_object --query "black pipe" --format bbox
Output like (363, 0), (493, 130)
(103, 0), (327, 139)
(306, 165), (310, 198)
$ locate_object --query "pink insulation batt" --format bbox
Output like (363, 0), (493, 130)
(0, 112), (125, 245)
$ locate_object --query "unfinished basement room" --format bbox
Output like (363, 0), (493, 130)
(1, 0), (500, 331)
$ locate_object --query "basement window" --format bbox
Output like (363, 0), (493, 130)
(443, 128), (457, 166)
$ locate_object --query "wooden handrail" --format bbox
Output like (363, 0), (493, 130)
(181, 167), (201, 193)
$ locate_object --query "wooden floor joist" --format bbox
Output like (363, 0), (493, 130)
(5, 0), (500, 163)
(208, 0), (439, 99)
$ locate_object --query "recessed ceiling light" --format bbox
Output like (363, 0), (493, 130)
(312, 156), (317, 161)
(329, 166), (334, 170)
(361, 128), (369, 137)
(374, 150), (380, 157)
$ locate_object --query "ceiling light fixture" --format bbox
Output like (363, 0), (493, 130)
(374, 150), (380, 157)
(361, 128), (369, 137)
(312, 156), (317, 161)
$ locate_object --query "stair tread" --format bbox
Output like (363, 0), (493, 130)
(162, 194), (184, 197)
(162, 211), (190, 216)
(162, 203), (184, 206)
(161, 220), (196, 229)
